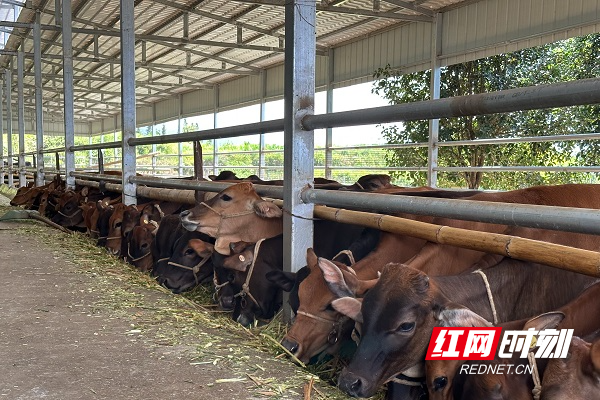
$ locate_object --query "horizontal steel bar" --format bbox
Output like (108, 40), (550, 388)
(129, 119), (285, 146)
(70, 141), (122, 151)
(301, 188), (600, 235)
(302, 77), (600, 130)
(70, 172), (122, 183)
(437, 166), (600, 172)
(129, 176), (284, 198)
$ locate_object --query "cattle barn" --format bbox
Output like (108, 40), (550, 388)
(1, 0), (600, 399)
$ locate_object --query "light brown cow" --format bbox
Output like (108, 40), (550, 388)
(180, 182), (282, 255)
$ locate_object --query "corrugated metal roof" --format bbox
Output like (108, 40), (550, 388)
(0, 0), (470, 123)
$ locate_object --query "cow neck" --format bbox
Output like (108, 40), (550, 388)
(234, 238), (266, 316)
(431, 270), (507, 324)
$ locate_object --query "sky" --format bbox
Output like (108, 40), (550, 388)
(157, 81), (394, 148)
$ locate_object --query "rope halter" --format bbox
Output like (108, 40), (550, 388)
(198, 201), (256, 237)
(233, 238), (266, 316)
(167, 254), (212, 286)
(295, 310), (346, 345)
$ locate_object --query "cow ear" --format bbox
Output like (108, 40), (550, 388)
(591, 339), (600, 372)
(223, 250), (253, 272)
(265, 270), (296, 292)
(318, 257), (354, 298)
(80, 186), (89, 196)
(253, 201), (282, 218)
(434, 304), (492, 327)
(208, 175), (217, 181)
(523, 311), (565, 331)
(306, 248), (319, 272)
(188, 239), (214, 258)
(332, 297), (363, 323)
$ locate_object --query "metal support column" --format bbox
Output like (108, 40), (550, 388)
(34, 9), (45, 186)
(151, 103), (156, 174)
(0, 82), (4, 185)
(5, 67), (13, 187)
(120, 0), (137, 205)
(62, 0), (75, 189)
(325, 48), (334, 180)
(212, 85), (218, 175)
(178, 94), (183, 177)
(283, 0), (316, 320)
(427, 13), (442, 187)
(258, 70), (266, 179)
(17, 47), (25, 187)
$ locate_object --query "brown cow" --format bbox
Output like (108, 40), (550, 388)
(428, 281), (600, 400)
(333, 260), (594, 398)
(125, 221), (157, 272)
(281, 184), (600, 363)
(180, 182), (282, 255)
(541, 335), (600, 400)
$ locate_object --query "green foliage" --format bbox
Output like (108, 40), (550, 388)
(373, 33), (600, 189)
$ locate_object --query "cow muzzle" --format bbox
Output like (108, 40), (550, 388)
(179, 210), (198, 231)
(338, 371), (374, 398)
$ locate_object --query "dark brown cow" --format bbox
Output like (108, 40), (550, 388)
(541, 335), (600, 400)
(333, 260), (594, 398)
(214, 221), (376, 327)
(152, 214), (216, 293)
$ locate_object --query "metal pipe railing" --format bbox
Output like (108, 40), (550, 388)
(301, 77), (600, 130)
(128, 119), (285, 146)
(301, 187), (600, 235)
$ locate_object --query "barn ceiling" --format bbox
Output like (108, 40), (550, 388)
(0, 0), (481, 123)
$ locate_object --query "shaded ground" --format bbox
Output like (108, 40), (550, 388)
(0, 190), (347, 400)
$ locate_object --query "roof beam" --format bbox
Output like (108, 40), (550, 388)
(0, 19), (285, 52)
(380, 0), (435, 17)
(230, 0), (432, 21)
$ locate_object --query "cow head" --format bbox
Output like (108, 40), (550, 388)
(126, 221), (157, 272)
(279, 250), (360, 364)
(10, 182), (35, 206)
(179, 183), (282, 255)
(154, 234), (214, 294)
(106, 203), (128, 256)
(541, 336), (600, 400)
(51, 190), (85, 227)
(218, 236), (285, 327)
(336, 264), (490, 398)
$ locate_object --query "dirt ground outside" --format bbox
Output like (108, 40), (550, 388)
(0, 190), (360, 400)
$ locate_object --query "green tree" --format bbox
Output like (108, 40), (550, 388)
(373, 34), (600, 189)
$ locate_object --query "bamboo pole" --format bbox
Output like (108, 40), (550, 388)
(313, 204), (600, 278)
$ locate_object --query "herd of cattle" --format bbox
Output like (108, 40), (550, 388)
(8, 172), (600, 400)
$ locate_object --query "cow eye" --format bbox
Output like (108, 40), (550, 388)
(184, 248), (195, 256)
(397, 322), (415, 332)
(115, 222), (122, 228)
(433, 376), (448, 391)
(324, 303), (335, 312)
(221, 194), (232, 201)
